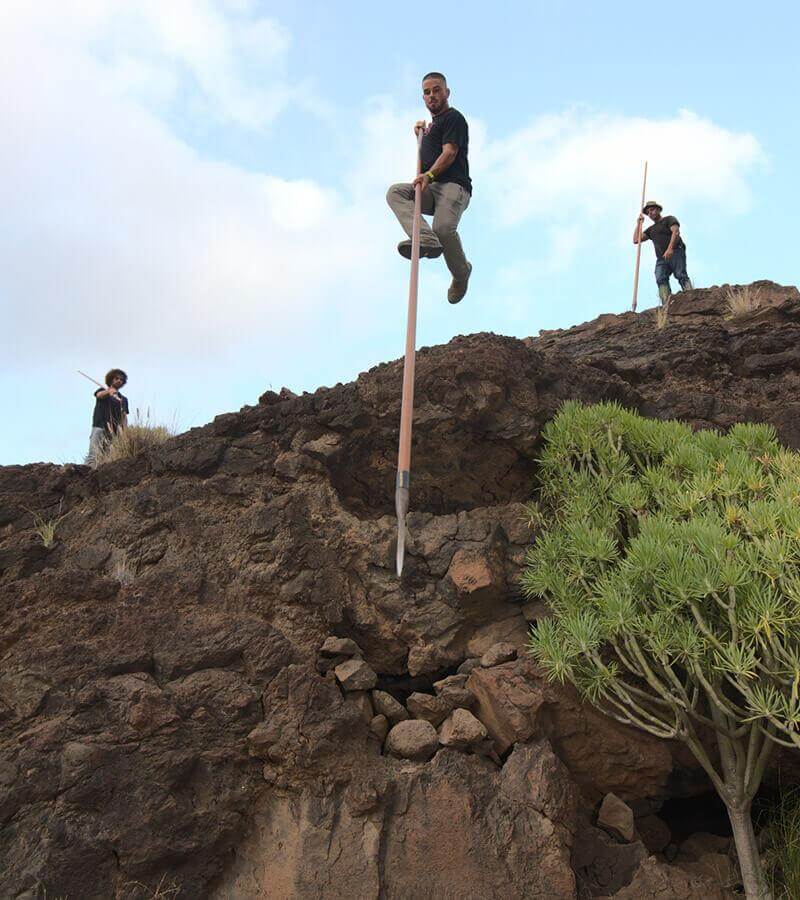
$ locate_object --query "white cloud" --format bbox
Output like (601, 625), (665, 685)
(480, 108), (764, 228)
(3, 0), (293, 129)
(0, 2), (405, 371)
(0, 3), (767, 381)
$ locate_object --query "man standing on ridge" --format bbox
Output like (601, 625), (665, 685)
(85, 368), (129, 466)
(387, 72), (473, 304)
(634, 201), (693, 306)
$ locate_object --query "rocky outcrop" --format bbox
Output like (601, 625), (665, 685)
(214, 742), (579, 900)
(2, 282), (799, 897)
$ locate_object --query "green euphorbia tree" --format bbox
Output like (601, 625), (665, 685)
(525, 401), (800, 900)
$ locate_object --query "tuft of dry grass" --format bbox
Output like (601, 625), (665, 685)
(725, 284), (762, 318)
(27, 501), (68, 548)
(655, 305), (669, 330)
(112, 552), (138, 585)
(123, 875), (182, 899)
(96, 408), (175, 465)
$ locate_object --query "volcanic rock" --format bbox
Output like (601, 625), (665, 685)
(598, 793), (636, 843)
(334, 659), (377, 692)
(368, 714), (389, 743)
(480, 641), (517, 667)
(320, 636), (362, 658)
(432, 674), (475, 709)
(371, 690), (409, 724)
(406, 692), (450, 727)
(439, 709), (488, 750)
(2, 281), (799, 897)
(385, 720), (439, 761)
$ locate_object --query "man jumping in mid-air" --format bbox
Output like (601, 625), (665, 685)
(386, 72), (473, 304)
(634, 200), (693, 306)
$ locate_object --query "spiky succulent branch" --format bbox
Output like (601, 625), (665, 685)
(526, 401), (800, 756)
(525, 402), (800, 898)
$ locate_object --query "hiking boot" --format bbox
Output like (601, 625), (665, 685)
(447, 262), (472, 304)
(397, 240), (443, 260)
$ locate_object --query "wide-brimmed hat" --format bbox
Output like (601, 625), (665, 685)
(642, 200), (663, 213)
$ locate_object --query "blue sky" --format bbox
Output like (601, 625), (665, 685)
(1, 0), (797, 465)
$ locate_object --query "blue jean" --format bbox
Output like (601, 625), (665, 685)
(654, 246), (692, 291)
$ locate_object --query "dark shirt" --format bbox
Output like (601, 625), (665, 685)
(421, 107), (472, 194)
(644, 215), (685, 259)
(92, 389), (129, 431)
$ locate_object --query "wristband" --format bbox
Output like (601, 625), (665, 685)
(425, 171), (435, 182)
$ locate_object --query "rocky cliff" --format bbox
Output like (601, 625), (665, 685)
(2, 281), (799, 899)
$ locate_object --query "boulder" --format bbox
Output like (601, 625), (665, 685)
(406, 692), (450, 727)
(465, 616), (529, 658)
(385, 720), (439, 761)
(573, 824), (648, 897)
(439, 709), (488, 751)
(445, 546), (506, 607)
(371, 690), (409, 724)
(369, 714), (389, 743)
(345, 690), (373, 723)
(432, 674), (475, 710)
(320, 636), (362, 658)
(466, 663), (545, 754)
(598, 793), (636, 843)
(480, 641), (518, 667)
(334, 659), (377, 692)
(609, 855), (730, 899)
(457, 658), (482, 676)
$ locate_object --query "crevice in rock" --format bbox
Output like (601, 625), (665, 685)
(659, 790), (731, 842)
(375, 663), (462, 704)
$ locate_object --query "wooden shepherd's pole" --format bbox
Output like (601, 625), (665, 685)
(632, 160), (648, 312)
(395, 129), (425, 577)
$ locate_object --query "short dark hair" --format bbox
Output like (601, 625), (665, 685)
(422, 72), (447, 86)
(105, 368), (128, 386)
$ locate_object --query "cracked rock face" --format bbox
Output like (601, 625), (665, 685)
(1, 282), (798, 897)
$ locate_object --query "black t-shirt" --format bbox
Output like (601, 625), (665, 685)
(92, 389), (129, 431)
(644, 215), (685, 259)
(421, 107), (472, 194)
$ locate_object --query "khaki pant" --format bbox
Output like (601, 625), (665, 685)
(386, 181), (471, 281)
(85, 426), (107, 467)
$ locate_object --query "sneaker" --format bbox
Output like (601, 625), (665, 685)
(397, 240), (443, 260)
(447, 262), (472, 304)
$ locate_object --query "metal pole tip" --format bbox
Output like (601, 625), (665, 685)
(395, 482), (409, 577)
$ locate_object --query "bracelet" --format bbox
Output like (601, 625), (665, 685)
(425, 171), (435, 182)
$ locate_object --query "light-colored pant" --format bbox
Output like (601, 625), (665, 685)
(85, 427), (108, 467)
(386, 181), (471, 281)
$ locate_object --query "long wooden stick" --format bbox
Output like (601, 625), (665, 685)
(631, 160), (648, 312)
(395, 129), (424, 577)
(78, 369), (121, 404)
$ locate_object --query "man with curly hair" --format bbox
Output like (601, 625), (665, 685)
(85, 368), (129, 467)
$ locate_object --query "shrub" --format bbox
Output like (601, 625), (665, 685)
(27, 501), (68, 548)
(726, 284), (763, 318)
(525, 401), (800, 899)
(96, 408), (175, 465)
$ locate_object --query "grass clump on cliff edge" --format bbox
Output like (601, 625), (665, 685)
(96, 408), (175, 465)
(524, 401), (800, 900)
(726, 284), (763, 317)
